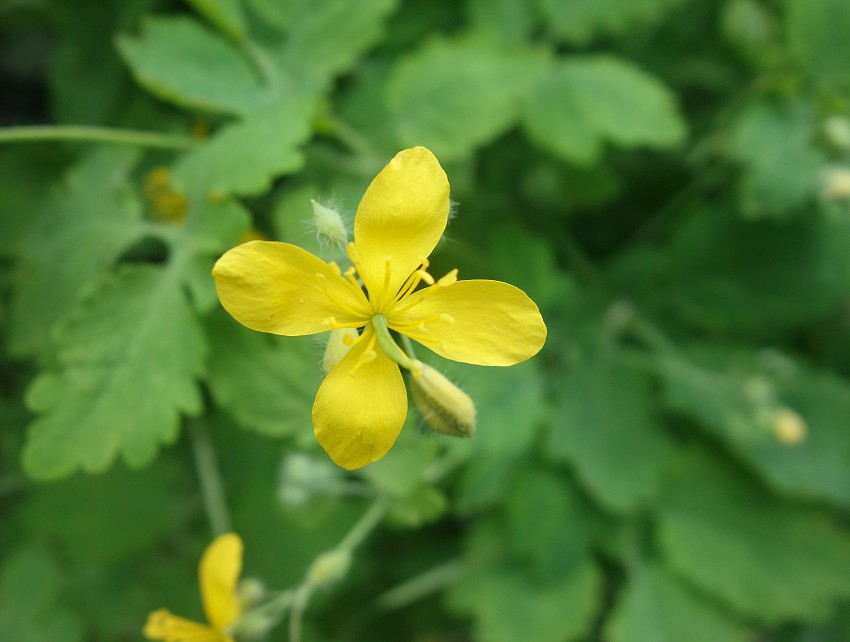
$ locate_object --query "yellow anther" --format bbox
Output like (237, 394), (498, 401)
(439, 313), (455, 324)
(437, 269), (458, 286)
(349, 350), (377, 375)
(417, 269), (435, 285)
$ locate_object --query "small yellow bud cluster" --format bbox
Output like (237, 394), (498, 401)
(410, 362), (476, 438)
(142, 167), (189, 224)
(743, 377), (807, 446)
(311, 199), (349, 249)
(771, 408), (807, 445)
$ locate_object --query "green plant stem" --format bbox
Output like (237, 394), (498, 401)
(376, 558), (470, 611)
(0, 125), (195, 149)
(288, 499), (389, 642)
(371, 314), (420, 373)
(338, 499), (388, 551)
(400, 334), (418, 360)
(188, 418), (232, 536)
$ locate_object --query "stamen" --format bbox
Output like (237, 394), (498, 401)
(349, 349), (376, 374)
(439, 313), (455, 324)
(394, 262), (436, 304)
(377, 257), (393, 307)
(348, 331), (378, 375)
(314, 272), (369, 320)
(392, 268), (458, 314)
(344, 266), (361, 288)
(437, 269), (458, 286)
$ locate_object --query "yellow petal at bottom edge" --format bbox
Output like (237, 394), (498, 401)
(313, 326), (408, 469)
(389, 280), (547, 366)
(143, 609), (232, 642)
(200, 533), (243, 630)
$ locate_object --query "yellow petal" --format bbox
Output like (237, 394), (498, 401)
(213, 241), (370, 335)
(312, 327), (407, 469)
(353, 147), (450, 308)
(389, 280), (546, 366)
(200, 533), (243, 630)
(143, 608), (228, 642)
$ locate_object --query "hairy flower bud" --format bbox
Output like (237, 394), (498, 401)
(322, 328), (360, 373)
(410, 361), (476, 438)
(306, 549), (351, 590)
(311, 199), (348, 248)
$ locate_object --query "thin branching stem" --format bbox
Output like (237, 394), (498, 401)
(0, 125), (195, 149)
(188, 417), (232, 536)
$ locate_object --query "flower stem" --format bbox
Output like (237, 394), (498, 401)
(376, 557), (470, 611)
(0, 125), (194, 149)
(337, 499), (388, 552)
(288, 499), (389, 642)
(371, 314), (420, 374)
(400, 334), (418, 360)
(188, 417), (232, 536)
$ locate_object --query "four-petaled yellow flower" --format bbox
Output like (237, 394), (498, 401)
(144, 533), (243, 642)
(213, 147), (546, 469)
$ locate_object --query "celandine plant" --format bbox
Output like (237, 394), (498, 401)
(213, 147), (547, 469)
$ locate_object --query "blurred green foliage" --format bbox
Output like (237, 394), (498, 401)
(2, 0), (850, 640)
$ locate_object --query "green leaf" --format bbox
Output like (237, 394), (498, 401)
(657, 452), (850, 622)
(277, 0), (398, 86)
(185, 0), (247, 42)
(537, 0), (683, 45)
(451, 360), (547, 514)
(547, 343), (676, 513)
(504, 468), (596, 582)
(523, 56), (687, 165)
(172, 97), (313, 199)
(0, 148), (63, 258)
(117, 16), (270, 115)
(659, 344), (850, 508)
(8, 148), (145, 359)
(177, 199), (252, 313)
(205, 310), (320, 438)
(45, 0), (154, 125)
(728, 100), (825, 218)
(485, 223), (577, 313)
(18, 460), (185, 562)
(609, 206), (850, 337)
(606, 563), (751, 642)
(22, 265), (205, 479)
(786, 0), (850, 88)
(0, 547), (82, 642)
(446, 561), (601, 642)
(386, 36), (547, 160)
(466, 0), (537, 43)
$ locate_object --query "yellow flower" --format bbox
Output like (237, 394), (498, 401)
(213, 147), (546, 469)
(144, 533), (243, 642)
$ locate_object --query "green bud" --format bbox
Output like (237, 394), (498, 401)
(824, 115), (850, 151)
(306, 549), (351, 590)
(772, 407), (806, 445)
(410, 362), (476, 438)
(322, 327), (360, 373)
(311, 199), (348, 248)
(277, 452), (341, 507)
